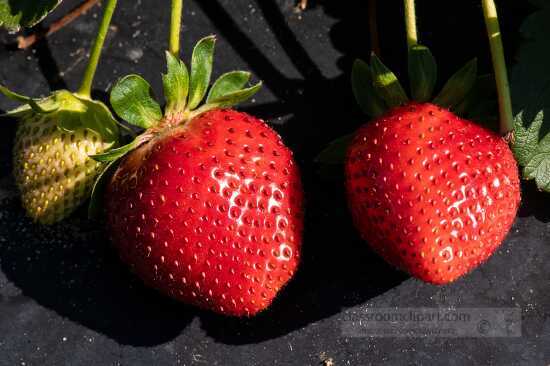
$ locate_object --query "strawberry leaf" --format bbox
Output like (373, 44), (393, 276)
(513, 111), (543, 167)
(207, 71), (251, 103)
(370, 53), (409, 108)
(510, 0), (550, 192)
(0, 0), (62, 31)
(408, 45), (437, 103)
(433, 58), (478, 108)
(110, 75), (162, 129)
(188, 35), (216, 110)
(351, 59), (386, 117)
(163, 51), (189, 116)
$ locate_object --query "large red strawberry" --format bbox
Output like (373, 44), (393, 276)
(106, 109), (303, 316)
(346, 102), (519, 284)
(318, 5), (521, 284)
(90, 36), (303, 316)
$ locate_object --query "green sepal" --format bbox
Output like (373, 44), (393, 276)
(0, 84), (59, 114)
(454, 74), (498, 130)
(56, 91), (119, 143)
(408, 44), (437, 102)
(351, 59), (386, 117)
(0, 87), (119, 143)
(370, 53), (409, 108)
(90, 136), (145, 162)
(0, 0), (62, 31)
(188, 35), (216, 110)
(207, 71), (251, 103)
(433, 58), (478, 108)
(163, 51), (189, 115)
(191, 82), (262, 119)
(454, 74), (496, 115)
(315, 134), (354, 165)
(88, 158), (121, 219)
(110, 74), (163, 129)
(206, 81), (262, 106)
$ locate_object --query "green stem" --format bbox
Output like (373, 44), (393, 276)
(404, 0), (418, 48)
(77, 0), (118, 98)
(482, 0), (513, 135)
(169, 0), (183, 56)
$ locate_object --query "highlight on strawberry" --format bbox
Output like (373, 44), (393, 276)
(0, 0), (120, 224)
(318, 0), (521, 284)
(89, 0), (304, 317)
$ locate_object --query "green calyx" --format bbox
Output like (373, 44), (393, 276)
(319, 45), (495, 166)
(352, 45), (488, 120)
(94, 35), (262, 166)
(87, 35), (262, 218)
(97, 35), (262, 166)
(0, 86), (119, 144)
(108, 35), (262, 135)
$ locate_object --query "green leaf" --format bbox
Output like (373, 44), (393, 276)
(88, 159), (121, 219)
(193, 82), (262, 118)
(0, 0), (62, 31)
(315, 134), (354, 165)
(432, 58), (477, 108)
(510, 0), (550, 192)
(351, 59), (386, 117)
(408, 44), (437, 102)
(370, 53), (409, 108)
(110, 75), (162, 129)
(207, 71), (251, 103)
(514, 111), (544, 167)
(188, 36), (216, 110)
(0, 84), (59, 114)
(511, 1), (550, 192)
(90, 137), (142, 162)
(163, 51), (189, 115)
(522, 126), (550, 190)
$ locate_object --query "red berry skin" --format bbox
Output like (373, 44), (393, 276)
(345, 103), (520, 284)
(106, 109), (303, 316)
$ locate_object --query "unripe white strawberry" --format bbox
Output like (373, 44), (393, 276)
(2, 89), (120, 224)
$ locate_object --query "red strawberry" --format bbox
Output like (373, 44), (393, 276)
(345, 103), (520, 284)
(105, 109), (303, 316)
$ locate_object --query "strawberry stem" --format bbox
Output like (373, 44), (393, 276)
(77, 0), (118, 98)
(368, 0), (380, 56)
(169, 0), (184, 57)
(404, 0), (418, 48)
(481, 0), (513, 135)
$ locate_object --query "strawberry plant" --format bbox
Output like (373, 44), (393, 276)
(90, 0), (304, 317)
(320, 0), (522, 284)
(0, 0), (120, 224)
